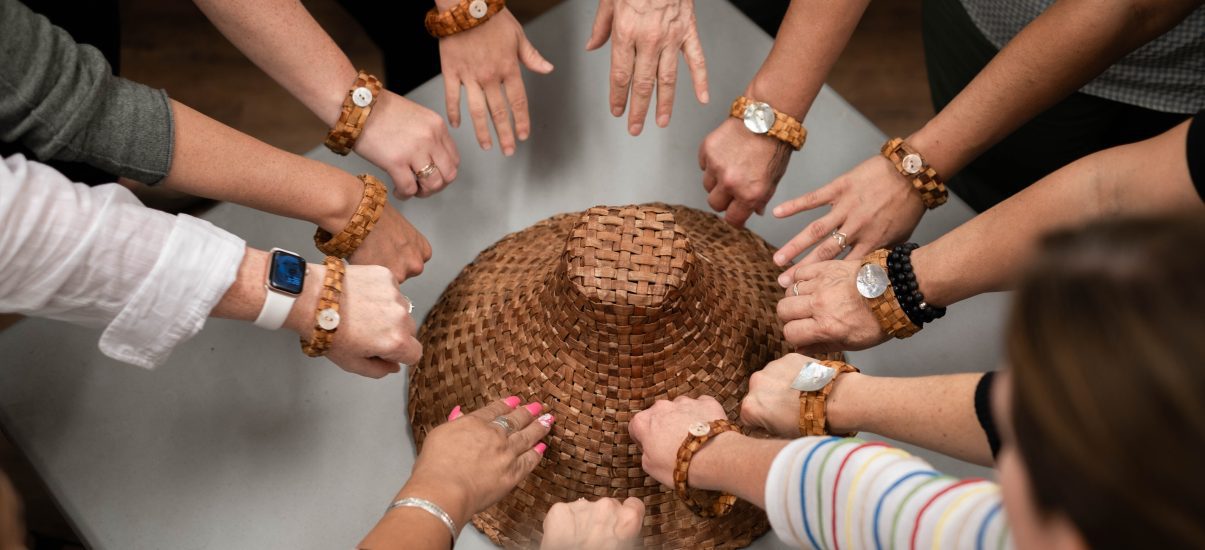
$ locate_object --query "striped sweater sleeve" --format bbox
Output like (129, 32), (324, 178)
(764, 437), (1012, 550)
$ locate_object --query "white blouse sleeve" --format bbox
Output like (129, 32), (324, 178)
(0, 155), (245, 368)
(765, 436), (1012, 550)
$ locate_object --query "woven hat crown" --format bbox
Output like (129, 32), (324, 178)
(561, 205), (695, 310)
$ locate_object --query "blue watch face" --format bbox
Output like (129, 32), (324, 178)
(268, 250), (306, 295)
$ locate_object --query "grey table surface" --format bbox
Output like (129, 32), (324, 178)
(0, 1), (1007, 548)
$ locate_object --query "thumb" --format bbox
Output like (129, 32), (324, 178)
(519, 34), (554, 74)
(585, 0), (614, 50)
(328, 353), (400, 379)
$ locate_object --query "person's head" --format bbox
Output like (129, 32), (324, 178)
(996, 214), (1205, 549)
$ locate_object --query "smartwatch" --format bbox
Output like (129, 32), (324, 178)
(254, 248), (307, 330)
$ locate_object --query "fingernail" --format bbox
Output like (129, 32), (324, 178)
(537, 413), (555, 428)
(773, 253), (785, 265)
(534, 442), (547, 455)
(518, 130), (529, 140)
(773, 206), (783, 216)
(504, 396), (521, 408)
(504, 147), (514, 157)
(447, 405), (462, 421)
(524, 402), (543, 416)
(778, 274), (791, 288)
(629, 123), (643, 135)
(657, 114), (669, 127)
(482, 142), (492, 150)
(612, 107), (623, 117)
(701, 91), (710, 104)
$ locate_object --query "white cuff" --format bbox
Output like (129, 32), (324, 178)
(99, 215), (244, 368)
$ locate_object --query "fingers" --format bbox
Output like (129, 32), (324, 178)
(702, 170), (716, 192)
(466, 395), (523, 421)
(378, 329), (422, 367)
(504, 74), (532, 142)
(773, 184), (839, 218)
(723, 200), (755, 228)
(412, 159), (446, 199)
(654, 50), (678, 128)
(518, 34), (554, 74)
(444, 76), (462, 128)
(331, 354), (401, 379)
(390, 168), (419, 200)
(796, 230), (849, 267)
(845, 242), (874, 265)
(609, 41), (635, 117)
(776, 293), (815, 323)
(585, 0), (614, 50)
(626, 45), (659, 135)
(706, 186), (734, 213)
(484, 84), (517, 156)
(682, 25), (709, 104)
(510, 442), (544, 480)
(464, 84), (493, 151)
(421, 144), (458, 198)
(494, 400), (543, 438)
(782, 318), (826, 349)
(508, 409), (553, 455)
(774, 211), (842, 266)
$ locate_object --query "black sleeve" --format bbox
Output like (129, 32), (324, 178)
(974, 371), (1002, 460)
(1189, 111), (1204, 202)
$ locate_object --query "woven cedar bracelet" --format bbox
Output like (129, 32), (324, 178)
(314, 174), (387, 258)
(325, 70), (383, 155)
(425, 0), (505, 38)
(798, 361), (860, 437)
(729, 96), (806, 151)
(881, 137), (948, 209)
(673, 419), (741, 518)
(864, 249), (921, 338)
(301, 256), (346, 357)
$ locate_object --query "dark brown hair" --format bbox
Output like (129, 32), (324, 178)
(1008, 214), (1205, 549)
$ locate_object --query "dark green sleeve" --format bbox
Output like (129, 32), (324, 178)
(0, 0), (173, 184)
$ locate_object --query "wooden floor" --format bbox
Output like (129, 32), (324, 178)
(2, 0), (931, 544)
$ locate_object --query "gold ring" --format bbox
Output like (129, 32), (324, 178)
(415, 162), (438, 179)
(792, 280), (802, 297)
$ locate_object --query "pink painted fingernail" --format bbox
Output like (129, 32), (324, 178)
(503, 396), (521, 408)
(447, 405), (463, 421)
(537, 413), (555, 428)
(534, 442), (547, 455)
(524, 402), (543, 416)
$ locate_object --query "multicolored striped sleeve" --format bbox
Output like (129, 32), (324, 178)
(764, 437), (1012, 550)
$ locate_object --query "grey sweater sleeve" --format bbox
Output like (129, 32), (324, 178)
(0, 0), (173, 184)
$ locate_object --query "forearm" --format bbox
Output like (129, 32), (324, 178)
(192, 0), (356, 127)
(911, 120), (1198, 307)
(745, 0), (869, 118)
(161, 100), (360, 233)
(689, 433), (788, 509)
(826, 373), (993, 466)
(909, 0), (1201, 178)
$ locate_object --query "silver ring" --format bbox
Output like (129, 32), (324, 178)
(414, 162), (438, 179)
(490, 416), (515, 434)
(829, 230), (848, 248)
(401, 293), (415, 314)
(792, 280), (802, 297)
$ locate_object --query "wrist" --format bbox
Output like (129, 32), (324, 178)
(823, 372), (863, 434)
(907, 124), (965, 182)
(745, 74), (811, 121)
(396, 475), (473, 531)
(313, 172), (364, 234)
(283, 261), (325, 334)
(434, 0), (460, 12)
(908, 245), (950, 308)
(688, 431), (744, 492)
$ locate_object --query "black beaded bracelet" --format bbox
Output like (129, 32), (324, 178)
(886, 243), (946, 328)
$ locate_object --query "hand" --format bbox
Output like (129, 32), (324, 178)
(355, 91), (460, 199)
(439, 7), (553, 156)
(772, 155), (925, 282)
(285, 263), (422, 378)
(587, 0), (708, 135)
(778, 259), (889, 353)
(737, 353), (813, 437)
(628, 395), (726, 488)
(405, 398), (554, 527)
(699, 118), (791, 227)
(541, 497), (644, 550)
(349, 203), (432, 284)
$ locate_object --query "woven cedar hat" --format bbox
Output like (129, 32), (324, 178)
(409, 204), (793, 548)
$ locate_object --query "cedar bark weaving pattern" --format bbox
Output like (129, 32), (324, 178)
(409, 204), (801, 548)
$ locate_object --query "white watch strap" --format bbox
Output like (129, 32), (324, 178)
(254, 288), (296, 330)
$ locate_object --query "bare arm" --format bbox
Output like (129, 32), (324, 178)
(741, 354), (993, 467)
(700, 0), (868, 227)
(914, 118), (1200, 307)
(912, 0), (1204, 177)
(191, 0), (460, 197)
